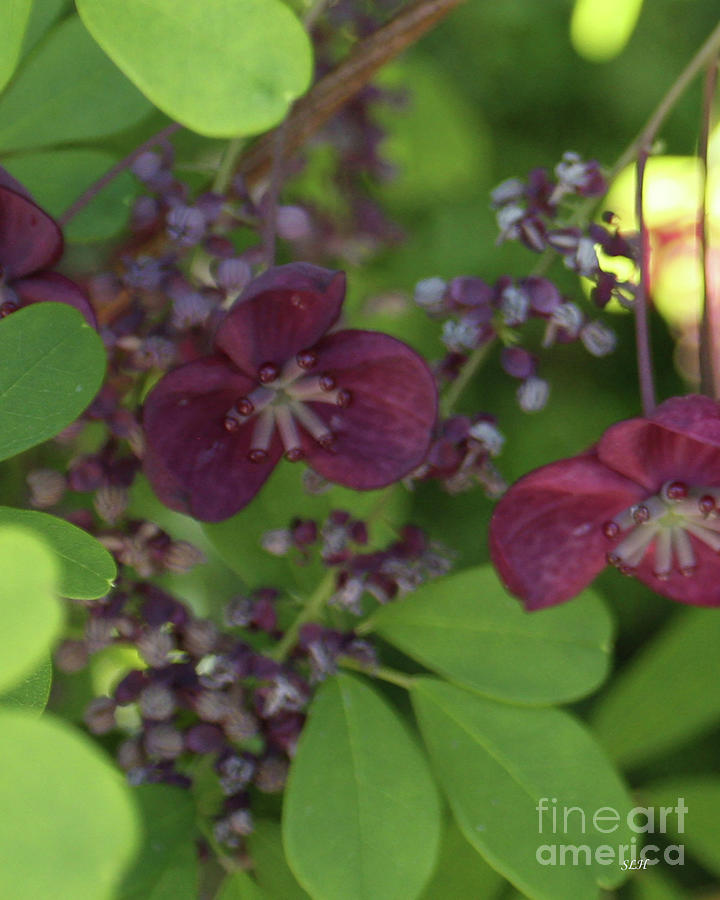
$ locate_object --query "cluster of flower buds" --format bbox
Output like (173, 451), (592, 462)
(411, 414), (507, 496)
(262, 512), (453, 615)
(57, 580), (375, 851)
(490, 153), (638, 307)
(414, 272), (617, 412)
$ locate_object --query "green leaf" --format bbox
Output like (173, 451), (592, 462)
(0, 656), (51, 714)
(0, 15), (151, 152)
(641, 778), (720, 878)
(0, 0), (33, 92)
(204, 461), (406, 591)
(591, 608), (720, 768)
(284, 673), (442, 900)
(412, 678), (633, 900)
(0, 709), (139, 899)
(76, 0), (312, 137)
(0, 527), (62, 693)
(632, 869), (691, 900)
(0, 303), (106, 461)
(368, 567), (612, 705)
(216, 872), (269, 900)
(118, 785), (198, 900)
(420, 819), (505, 900)
(0, 508), (116, 599)
(247, 820), (310, 900)
(4, 149), (137, 242)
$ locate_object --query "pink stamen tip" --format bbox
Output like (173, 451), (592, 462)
(602, 521), (620, 539)
(653, 570), (670, 581)
(632, 505), (650, 524)
(296, 350), (317, 369)
(618, 563), (635, 577)
(248, 449), (269, 463)
(236, 397), (254, 416)
(666, 481), (688, 500)
(680, 565), (697, 577)
(699, 495), (716, 516)
(285, 448), (304, 462)
(223, 416), (240, 433)
(317, 434), (335, 451)
(0, 301), (18, 317)
(258, 363), (279, 384)
(606, 551), (621, 567)
(290, 292), (307, 309)
(319, 374), (336, 391)
(336, 389), (352, 408)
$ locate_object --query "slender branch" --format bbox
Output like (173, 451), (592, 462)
(634, 149), (656, 416)
(260, 118), (291, 267)
(212, 137), (245, 195)
(698, 55), (719, 399)
(440, 339), (495, 417)
(339, 656), (415, 690)
(270, 569), (336, 662)
(239, 0), (467, 187)
(58, 122), (183, 226)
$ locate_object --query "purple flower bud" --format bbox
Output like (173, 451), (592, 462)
(186, 723), (226, 754)
(517, 376), (550, 412)
(224, 597), (253, 628)
(166, 204), (206, 247)
(501, 347), (536, 379)
(276, 205), (313, 241)
(227, 808), (254, 836)
(144, 724), (184, 760)
(93, 484), (129, 524)
(182, 619), (220, 658)
(223, 708), (259, 743)
(261, 529), (293, 556)
(27, 469), (66, 508)
(468, 421), (505, 456)
(164, 540), (206, 573)
(117, 738), (144, 770)
(522, 276), (561, 315)
(490, 177), (525, 207)
(447, 277), (494, 320)
(217, 754), (255, 794)
(254, 756), (289, 793)
(519, 217), (548, 253)
(441, 318), (482, 352)
(580, 320), (617, 357)
(115, 669), (148, 704)
(138, 682), (177, 720)
(55, 639), (89, 673)
(215, 257), (252, 295)
(413, 277), (447, 312)
(137, 628), (175, 668)
(131, 151), (163, 182)
(499, 285), (529, 326)
(83, 697), (116, 734)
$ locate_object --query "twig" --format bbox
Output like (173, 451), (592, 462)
(698, 55), (719, 399)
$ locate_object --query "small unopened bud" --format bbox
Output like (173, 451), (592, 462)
(215, 257), (251, 296)
(185, 723), (225, 754)
(144, 723), (184, 760)
(117, 738), (144, 770)
(469, 422), (505, 457)
(413, 277), (447, 312)
(55, 639), (89, 673)
(580, 320), (617, 357)
(27, 469), (66, 508)
(183, 619), (219, 658)
(223, 708), (259, 743)
(255, 756), (289, 793)
(228, 808), (254, 836)
(166, 204), (206, 247)
(136, 628), (175, 668)
(217, 755), (255, 794)
(93, 485), (129, 524)
(276, 205), (313, 241)
(517, 376), (550, 413)
(490, 177), (525, 207)
(138, 683), (177, 720)
(164, 540), (206, 573)
(500, 285), (529, 326)
(193, 690), (232, 722)
(261, 529), (293, 556)
(441, 319), (481, 352)
(84, 697), (117, 734)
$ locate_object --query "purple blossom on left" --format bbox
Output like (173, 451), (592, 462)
(143, 262), (438, 521)
(0, 167), (96, 325)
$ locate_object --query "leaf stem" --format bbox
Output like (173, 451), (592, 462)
(339, 656), (415, 690)
(212, 137), (245, 194)
(698, 55), (719, 399)
(58, 121), (182, 226)
(270, 568), (336, 662)
(633, 148), (656, 416)
(440, 339), (494, 417)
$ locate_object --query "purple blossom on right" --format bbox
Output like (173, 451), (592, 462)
(490, 395), (720, 610)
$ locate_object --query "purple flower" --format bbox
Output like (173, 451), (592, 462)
(0, 167), (96, 325)
(143, 263), (437, 521)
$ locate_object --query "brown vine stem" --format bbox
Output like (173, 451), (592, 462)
(698, 55), (719, 400)
(238, 0), (467, 188)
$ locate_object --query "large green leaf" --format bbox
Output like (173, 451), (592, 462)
(591, 609), (720, 768)
(0, 656), (51, 714)
(118, 785), (198, 900)
(0, 710), (139, 899)
(0, 15), (151, 152)
(0, 0), (33, 92)
(412, 678), (633, 900)
(0, 507), (116, 599)
(0, 303), (105, 461)
(247, 820), (310, 900)
(284, 673), (442, 900)
(0, 527), (62, 693)
(420, 818), (505, 900)
(76, 0), (312, 137)
(4, 149), (137, 242)
(641, 778), (720, 878)
(368, 567), (612, 705)
(216, 872), (269, 900)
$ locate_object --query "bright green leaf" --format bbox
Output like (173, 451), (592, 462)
(368, 567), (612, 705)
(632, 869), (691, 900)
(0, 303), (105, 461)
(641, 778), (720, 878)
(284, 673), (442, 900)
(0, 0), (34, 92)
(412, 678), (633, 900)
(0, 507), (116, 599)
(21, 0), (68, 58)
(0, 15), (151, 152)
(591, 609), (720, 768)
(0, 709), (139, 899)
(420, 818), (505, 900)
(76, 0), (312, 137)
(216, 871), (269, 900)
(4, 149), (137, 242)
(0, 656), (51, 714)
(247, 820), (310, 900)
(0, 527), (62, 693)
(118, 785), (198, 900)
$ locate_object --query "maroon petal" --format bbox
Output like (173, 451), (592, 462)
(299, 330), (437, 490)
(598, 395), (720, 489)
(635, 541), (720, 607)
(143, 356), (281, 521)
(14, 272), (97, 327)
(489, 453), (645, 610)
(214, 263), (345, 377)
(0, 184), (62, 278)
